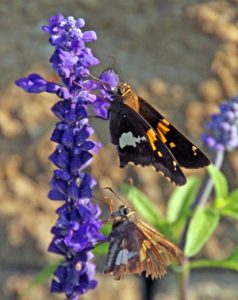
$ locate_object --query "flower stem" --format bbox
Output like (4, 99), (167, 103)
(178, 150), (224, 300)
(178, 257), (189, 300)
(180, 150), (224, 249)
(196, 150), (224, 208)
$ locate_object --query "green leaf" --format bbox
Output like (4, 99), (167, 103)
(221, 207), (238, 220)
(208, 164), (228, 199)
(100, 223), (112, 236)
(167, 177), (200, 224)
(227, 189), (238, 203)
(120, 183), (164, 229)
(93, 242), (109, 255)
(93, 224), (111, 255)
(189, 248), (238, 272)
(226, 247), (238, 261)
(185, 207), (220, 257)
(219, 189), (238, 220)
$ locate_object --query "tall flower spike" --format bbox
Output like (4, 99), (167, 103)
(202, 96), (238, 152)
(16, 13), (119, 300)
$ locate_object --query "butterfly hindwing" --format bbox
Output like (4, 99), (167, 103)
(138, 97), (210, 168)
(109, 101), (186, 185)
(104, 220), (141, 279)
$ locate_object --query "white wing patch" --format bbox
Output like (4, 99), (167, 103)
(119, 132), (147, 149)
(115, 249), (137, 265)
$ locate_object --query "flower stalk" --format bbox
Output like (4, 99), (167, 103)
(15, 13), (118, 300)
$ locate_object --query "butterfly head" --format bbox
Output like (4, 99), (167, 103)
(117, 82), (132, 97)
(111, 205), (135, 219)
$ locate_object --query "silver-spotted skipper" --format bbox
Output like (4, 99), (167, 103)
(108, 82), (210, 186)
(104, 204), (183, 280)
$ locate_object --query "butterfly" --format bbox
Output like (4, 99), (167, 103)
(104, 204), (183, 280)
(108, 82), (210, 186)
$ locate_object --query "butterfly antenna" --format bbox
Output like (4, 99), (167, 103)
(73, 81), (85, 90)
(108, 56), (124, 80)
(87, 73), (111, 91)
(73, 80), (111, 103)
(103, 187), (127, 206)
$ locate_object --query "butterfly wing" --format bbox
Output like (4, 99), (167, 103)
(104, 221), (145, 280)
(109, 101), (186, 185)
(104, 219), (183, 280)
(136, 219), (183, 267)
(138, 97), (210, 168)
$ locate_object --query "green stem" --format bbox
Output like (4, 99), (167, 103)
(189, 259), (238, 271)
(178, 150), (224, 300)
(198, 150), (224, 207)
(178, 257), (190, 300)
(179, 151), (224, 249)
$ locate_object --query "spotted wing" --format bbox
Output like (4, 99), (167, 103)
(104, 221), (144, 280)
(138, 97), (210, 168)
(109, 103), (186, 185)
(104, 220), (183, 280)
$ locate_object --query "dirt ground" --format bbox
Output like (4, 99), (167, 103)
(1, 0), (238, 299)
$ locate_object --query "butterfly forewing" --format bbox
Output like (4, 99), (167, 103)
(138, 97), (210, 168)
(110, 100), (186, 185)
(108, 82), (210, 186)
(136, 220), (183, 265)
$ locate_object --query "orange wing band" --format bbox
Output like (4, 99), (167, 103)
(156, 122), (170, 144)
(146, 129), (157, 151)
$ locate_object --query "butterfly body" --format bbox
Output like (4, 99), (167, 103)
(109, 82), (210, 186)
(104, 205), (183, 280)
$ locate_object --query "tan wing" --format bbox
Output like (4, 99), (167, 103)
(104, 219), (183, 280)
(136, 219), (184, 268)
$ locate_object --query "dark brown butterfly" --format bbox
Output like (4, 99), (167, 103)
(104, 204), (183, 280)
(109, 82), (210, 186)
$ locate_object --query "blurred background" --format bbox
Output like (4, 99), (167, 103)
(1, 0), (238, 299)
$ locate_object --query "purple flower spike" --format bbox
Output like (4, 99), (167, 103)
(202, 96), (238, 152)
(15, 13), (117, 299)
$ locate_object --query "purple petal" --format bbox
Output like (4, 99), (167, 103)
(99, 69), (119, 89)
(91, 97), (110, 119)
(76, 18), (85, 28)
(48, 189), (66, 201)
(82, 31), (97, 42)
(15, 73), (47, 93)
